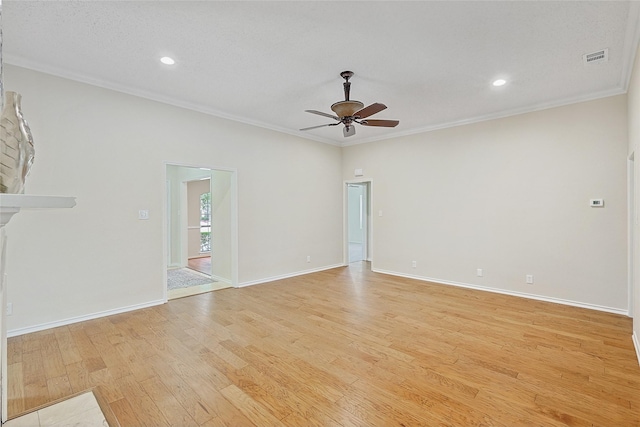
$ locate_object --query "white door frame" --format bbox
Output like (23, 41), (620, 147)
(344, 179), (373, 266)
(163, 162), (239, 302)
(629, 153), (635, 317)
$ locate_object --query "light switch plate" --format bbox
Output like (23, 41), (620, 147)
(138, 210), (149, 220)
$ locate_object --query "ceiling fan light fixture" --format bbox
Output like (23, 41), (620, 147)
(331, 100), (364, 118)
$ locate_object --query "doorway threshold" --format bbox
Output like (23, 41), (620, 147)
(168, 281), (232, 300)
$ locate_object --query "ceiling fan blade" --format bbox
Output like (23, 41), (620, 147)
(300, 123), (337, 131)
(305, 110), (340, 121)
(361, 119), (399, 128)
(343, 126), (356, 137)
(354, 103), (387, 119)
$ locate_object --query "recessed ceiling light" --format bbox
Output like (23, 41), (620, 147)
(160, 56), (175, 65)
(492, 79), (507, 87)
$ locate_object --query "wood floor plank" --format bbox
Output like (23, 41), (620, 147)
(113, 340), (156, 383)
(41, 333), (67, 380)
(21, 349), (45, 386)
(229, 364), (296, 418)
(64, 360), (93, 395)
(88, 332), (132, 380)
(180, 373), (255, 426)
(22, 381), (49, 410)
(88, 367), (125, 403)
(109, 398), (143, 427)
(140, 375), (199, 427)
(69, 328), (107, 373)
(219, 384), (287, 427)
(52, 327), (83, 366)
(114, 374), (171, 426)
(6, 263), (640, 426)
(155, 369), (218, 425)
(7, 336), (23, 365)
(46, 375), (72, 401)
(7, 362), (25, 416)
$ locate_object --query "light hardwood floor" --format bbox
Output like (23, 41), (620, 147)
(188, 256), (211, 275)
(7, 263), (640, 426)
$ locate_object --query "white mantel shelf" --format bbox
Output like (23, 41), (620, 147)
(0, 194), (76, 228)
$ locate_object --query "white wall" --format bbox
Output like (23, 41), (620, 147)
(343, 95), (628, 312)
(627, 42), (640, 360)
(3, 65), (343, 334)
(210, 169), (233, 283)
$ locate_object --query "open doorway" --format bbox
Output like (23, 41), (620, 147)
(346, 181), (371, 265)
(165, 164), (237, 299)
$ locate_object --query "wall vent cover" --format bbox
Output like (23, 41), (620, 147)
(583, 48), (608, 65)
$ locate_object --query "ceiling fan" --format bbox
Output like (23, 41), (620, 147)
(300, 71), (399, 138)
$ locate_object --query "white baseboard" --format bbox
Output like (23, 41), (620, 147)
(633, 331), (640, 366)
(7, 299), (166, 338)
(211, 274), (232, 286)
(239, 264), (344, 288)
(373, 268), (629, 316)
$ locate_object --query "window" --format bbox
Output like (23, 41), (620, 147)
(200, 192), (211, 253)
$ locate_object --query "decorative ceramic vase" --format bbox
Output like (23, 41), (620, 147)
(0, 91), (35, 194)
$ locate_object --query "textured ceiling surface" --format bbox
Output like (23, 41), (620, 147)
(3, 1), (640, 145)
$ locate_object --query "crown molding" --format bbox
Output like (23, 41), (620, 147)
(5, 56), (629, 149)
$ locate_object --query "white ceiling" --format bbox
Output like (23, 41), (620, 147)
(3, 1), (640, 146)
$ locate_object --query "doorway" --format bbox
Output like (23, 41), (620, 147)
(346, 182), (371, 264)
(165, 164), (237, 299)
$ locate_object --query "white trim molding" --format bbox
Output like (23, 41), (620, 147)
(633, 331), (640, 366)
(212, 275), (233, 286)
(239, 264), (344, 288)
(373, 268), (629, 316)
(7, 299), (166, 338)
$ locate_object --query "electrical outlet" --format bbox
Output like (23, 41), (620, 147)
(477, 268), (483, 277)
(412, 260), (417, 268)
(526, 275), (534, 284)
(6, 302), (13, 316)
(138, 209), (149, 220)
(306, 255), (311, 263)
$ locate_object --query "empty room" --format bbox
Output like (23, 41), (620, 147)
(0, 1), (639, 426)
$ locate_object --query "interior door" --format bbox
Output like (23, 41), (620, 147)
(347, 183), (369, 263)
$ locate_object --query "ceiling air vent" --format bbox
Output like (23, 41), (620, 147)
(583, 48), (608, 65)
